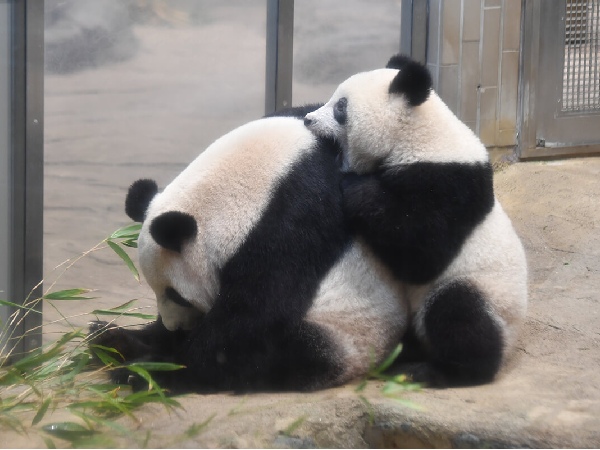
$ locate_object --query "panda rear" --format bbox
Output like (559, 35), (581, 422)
(305, 55), (528, 386)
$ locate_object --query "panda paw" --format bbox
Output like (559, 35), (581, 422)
(110, 366), (150, 392)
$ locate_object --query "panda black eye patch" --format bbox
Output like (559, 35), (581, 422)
(165, 287), (194, 308)
(334, 97), (348, 125)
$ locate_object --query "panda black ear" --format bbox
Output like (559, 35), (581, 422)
(386, 54), (413, 70)
(388, 56), (432, 107)
(125, 179), (159, 222)
(150, 211), (197, 253)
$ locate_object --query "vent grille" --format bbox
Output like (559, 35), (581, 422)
(563, 0), (600, 112)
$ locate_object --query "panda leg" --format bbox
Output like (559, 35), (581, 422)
(418, 280), (504, 386)
(174, 318), (344, 393)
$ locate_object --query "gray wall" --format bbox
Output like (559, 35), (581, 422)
(425, 0), (522, 149)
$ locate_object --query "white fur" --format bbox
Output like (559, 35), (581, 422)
(305, 69), (488, 173)
(306, 67), (528, 367)
(409, 202), (528, 352)
(139, 117), (316, 330)
(137, 114), (409, 380)
(307, 239), (407, 383)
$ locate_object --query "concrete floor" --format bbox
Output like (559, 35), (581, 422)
(10, 3), (600, 447)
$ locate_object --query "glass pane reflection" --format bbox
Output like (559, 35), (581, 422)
(44, 0), (266, 337)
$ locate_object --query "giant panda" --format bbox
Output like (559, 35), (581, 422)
(90, 107), (407, 393)
(304, 55), (528, 386)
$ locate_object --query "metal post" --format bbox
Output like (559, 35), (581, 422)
(265, 0), (294, 115)
(0, 0), (44, 361)
(400, 0), (428, 64)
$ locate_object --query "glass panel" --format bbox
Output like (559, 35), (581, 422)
(44, 0), (266, 338)
(293, 1), (402, 105)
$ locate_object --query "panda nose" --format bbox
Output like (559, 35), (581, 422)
(304, 117), (313, 127)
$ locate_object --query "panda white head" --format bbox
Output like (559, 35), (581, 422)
(304, 54), (487, 173)
(123, 117), (320, 331)
(125, 178), (206, 331)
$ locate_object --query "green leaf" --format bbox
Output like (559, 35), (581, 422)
(370, 344), (403, 376)
(43, 289), (94, 300)
(110, 223), (142, 240)
(126, 362), (185, 372)
(281, 415), (307, 437)
(41, 422), (96, 441)
(60, 353), (90, 383)
(91, 309), (156, 320)
(354, 380), (367, 393)
(13, 330), (83, 372)
(106, 240), (139, 281)
(390, 397), (424, 411)
(381, 381), (420, 395)
(42, 437), (57, 449)
(121, 239), (138, 248)
(185, 413), (216, 438)
(89, 345), (124, 366)
(0, 298), (42, 314)
(32, 397), (52, 426)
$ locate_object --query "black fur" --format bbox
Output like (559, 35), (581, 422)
(150, 211), (197, 253)
(387, 55), (432, 107)
(333, 97), (348, 125)
(422, 281), (504, 385)
(341, 162), (495, 285)
(89, 318), (188, 364)
(125, 179), (158, 222)
(92, 137), (350, 393)
(386, 54), (414, 70)
(165, 287), (194, 308)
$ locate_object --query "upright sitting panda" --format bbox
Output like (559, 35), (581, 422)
(304, 55), (528, 386)
(91, 107), (406, 393)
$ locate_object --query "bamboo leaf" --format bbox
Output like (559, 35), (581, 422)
(370, 344), (403, 376)
(126, 362), (185, 372)
(121, 239), (138, 248)
(109, 223), (142, 240)
(32, 397), (52, 426)
(89, 345), (123, 366)
(106, 240), (139, 281)
(42, 437), (57, 449)
(390, 397), (425, 411)
(43, 289), (94, 301)
(185, 413), (216, 438)
(91, 309), (156, 320)
(0, 298), (42, 313)
(41, 422), (95, 441)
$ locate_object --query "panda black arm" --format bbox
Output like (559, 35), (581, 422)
(341, 162), (495, 285)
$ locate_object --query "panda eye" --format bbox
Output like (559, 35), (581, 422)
(334, 97), (348, 125)
(165, 287), (194, 308)
(335, 97), (347, 112)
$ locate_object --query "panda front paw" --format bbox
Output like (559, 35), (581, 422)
(110, 366), (150, 392)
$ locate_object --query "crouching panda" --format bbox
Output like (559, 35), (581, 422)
(304, 55), (528, 386)
(90, 107), (406, 393)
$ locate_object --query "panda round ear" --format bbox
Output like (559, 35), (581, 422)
(125, 179), (159, 222)
(388, 56), (432, 107)
(386, 54), (413, 70)
(150, 211), (197, 253)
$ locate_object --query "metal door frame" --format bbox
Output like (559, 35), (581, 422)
(518, 0), (600, 158)
(0, 0), (44, 360)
